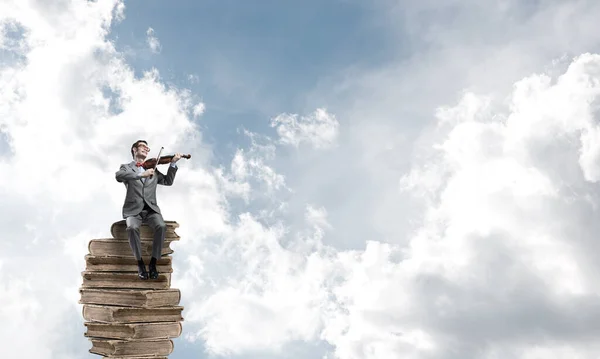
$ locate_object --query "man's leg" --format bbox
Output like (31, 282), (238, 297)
(146, 211), (166, 259)
(125, 215), (143, 259)
(145, 211), (166, 279)
(126, 214), (148, 279)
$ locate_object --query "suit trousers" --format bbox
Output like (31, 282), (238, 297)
(125, 204), (166, 260)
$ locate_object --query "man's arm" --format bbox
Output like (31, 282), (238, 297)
(156, 162), (177, 186)
(116, 164), (142, 183)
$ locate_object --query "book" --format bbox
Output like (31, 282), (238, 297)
(81, 220), (185, 358)
(110, 220), (180, 239)
(84, 322), (182, 339)
(88, 239), (175, 257)
(81, 271), (171, 290)
(79, 288), (180, 308)
(111, 229), (181, 240)
(84, 255), (173, 272)
(89, 338), (173, 356)
(82, 304), (184, 323)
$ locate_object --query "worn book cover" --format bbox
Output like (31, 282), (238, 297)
(79, 288), (180, 307)
(83, 304), (184, 323)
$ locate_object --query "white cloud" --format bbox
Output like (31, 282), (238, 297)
(195, 2), (600, 357)
(146, 26), (161, 53)
(0, 0), (215, 356)
(386, 53), (600, 358)
(192, 101), (205, 118)
(184, 214), (330, 356)
(258, 53), (600, 359)
(271, 108), (340, 149)
(305, 205), (331, 230)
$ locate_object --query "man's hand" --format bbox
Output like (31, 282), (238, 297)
(171, 153), (182, 163)
(141, 168), (155, 178)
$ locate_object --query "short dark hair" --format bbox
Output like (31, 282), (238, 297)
(131, 140), (148, 158)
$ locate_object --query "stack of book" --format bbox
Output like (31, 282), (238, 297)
(79, 220), (184, 358)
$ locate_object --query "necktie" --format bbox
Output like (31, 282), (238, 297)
(136, 162), (143, 167)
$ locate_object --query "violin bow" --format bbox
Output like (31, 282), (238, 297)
(150, 146), (164, 178)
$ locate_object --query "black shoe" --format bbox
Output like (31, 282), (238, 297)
(149, 257), (159, 279)
(137, 259), (149, 280)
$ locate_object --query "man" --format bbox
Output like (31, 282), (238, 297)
(115, 140), (181, 280)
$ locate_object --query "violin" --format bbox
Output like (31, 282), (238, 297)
(141, 154), (191, 170)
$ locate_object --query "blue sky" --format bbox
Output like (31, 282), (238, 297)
(102, 0), (411, 256)
(5, 0), (600, 358)
(108, 0), (394, 161)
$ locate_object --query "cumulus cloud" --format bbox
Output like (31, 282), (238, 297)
(180, 53), (600, 359)
(182, 212), (331, 355)
(146, 27), (161, 53)
(0, 4), (328, 357)
(0, 0), (210, 356)
(187, 55), (600, 359)
(192, 102), (205, 118)
(271, 108), (340, 149)
(388, 53), (600, 358)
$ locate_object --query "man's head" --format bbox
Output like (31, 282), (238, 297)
(131, 140), (150, 159)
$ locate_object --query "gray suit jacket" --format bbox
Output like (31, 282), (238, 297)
(115, 160), (178, 218)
